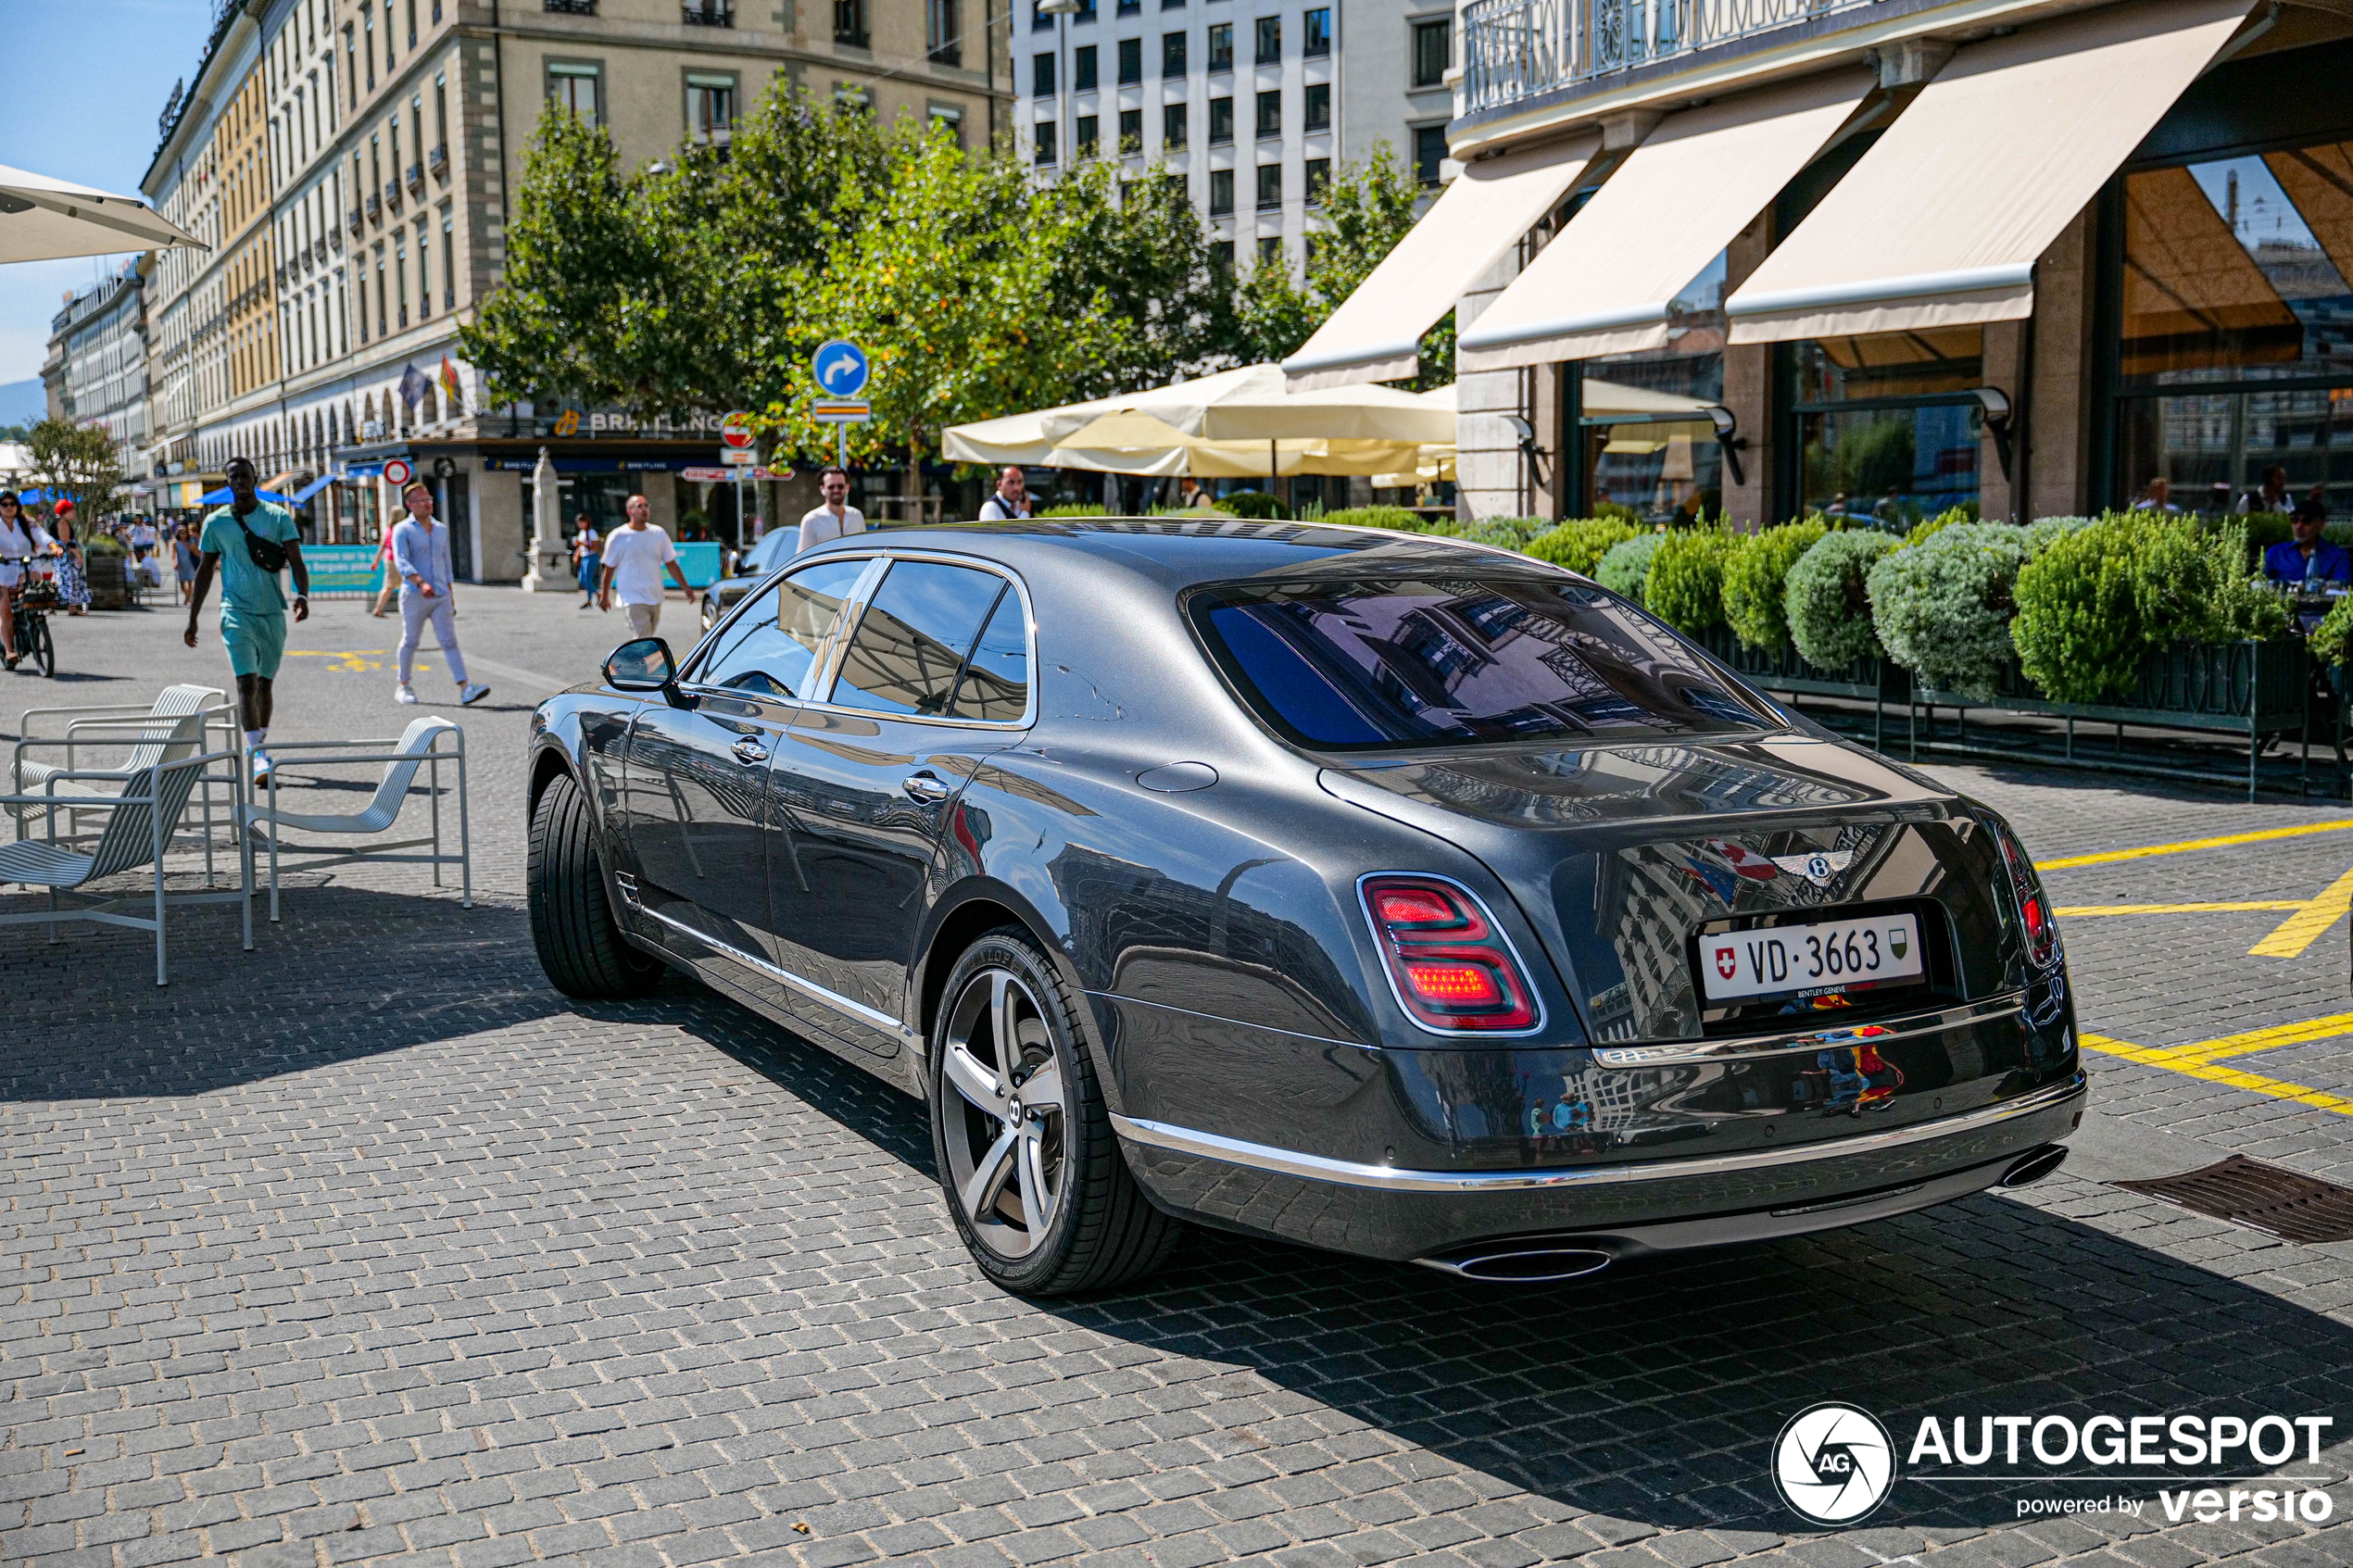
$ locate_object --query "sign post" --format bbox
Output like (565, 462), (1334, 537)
(719, 410), (755, 540)
(812, 340), (873, 477)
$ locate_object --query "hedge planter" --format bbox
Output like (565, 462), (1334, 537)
(1914, 639), (2315, 799)
(82, 552), (132, 610)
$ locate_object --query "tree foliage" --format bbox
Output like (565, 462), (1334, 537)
(23, 417), (122, 526)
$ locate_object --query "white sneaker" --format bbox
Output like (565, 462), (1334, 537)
(395, 684), (419, 704)
(459, 683), (491, 706)
(250, 750), (274, 789)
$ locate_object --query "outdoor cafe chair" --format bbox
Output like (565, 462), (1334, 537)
(238, 716), (472, 922)
(13, 684), (241, 878)
(0, 711), (254, 985)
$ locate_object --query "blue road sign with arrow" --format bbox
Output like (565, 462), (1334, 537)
(813, 340), (870, 398)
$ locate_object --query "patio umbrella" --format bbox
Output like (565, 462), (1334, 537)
(1039, 363), (1456, 448)
(0, 163), (204, 265)
(197, 487), (295, 506)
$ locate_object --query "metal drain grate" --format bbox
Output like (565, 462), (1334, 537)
(2114, 1154), (2353, 1244)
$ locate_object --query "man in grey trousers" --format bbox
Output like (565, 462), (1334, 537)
(390, 482), (490, 707)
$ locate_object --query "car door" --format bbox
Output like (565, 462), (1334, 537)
(766, 555), (1035, 1055)
(618, 556), (870, 961)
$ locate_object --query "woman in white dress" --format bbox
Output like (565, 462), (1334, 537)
(0, 492), (56, 671)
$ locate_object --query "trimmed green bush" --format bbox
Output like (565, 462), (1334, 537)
(1040, 503), (1107, 518)
(1645, 529), (1740, 634)
(2207, 522), (2293, 642)
(1897, 505), (1975, 551)
(1524, 518), (1638, 576)
(1722, 520), (1827, 651)
(1867, 523), (2034, 701)
(1785, 529), (1898, 671)
(1219, 490), (1289, 520)
(2313, 595), (2353, 667)
(1319, 505), (1424, 532)
(1596, 533), (1666, 602)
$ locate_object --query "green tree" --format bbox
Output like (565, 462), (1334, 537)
(24, 417), (122, 527)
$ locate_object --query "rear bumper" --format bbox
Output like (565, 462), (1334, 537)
(1114, 1069), (2087, 1262)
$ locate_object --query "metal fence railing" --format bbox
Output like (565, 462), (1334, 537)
(1461, 0), (1881, 114)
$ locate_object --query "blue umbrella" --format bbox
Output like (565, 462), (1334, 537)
(198, 487), (295, 505)
(291, 473), (334, 504)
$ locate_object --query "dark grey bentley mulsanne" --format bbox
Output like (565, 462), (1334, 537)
(523, 520), (2083, 1295)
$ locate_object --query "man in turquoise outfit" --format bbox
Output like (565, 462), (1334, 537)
(184, 456), (309, 786)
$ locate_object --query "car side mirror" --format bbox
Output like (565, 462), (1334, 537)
(604, 637), (693, 707)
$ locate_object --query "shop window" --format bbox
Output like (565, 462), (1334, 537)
(1776, 325), (1983, 527)
(1581, 250), (1729, 525)
(2110, 142), (2353, 517)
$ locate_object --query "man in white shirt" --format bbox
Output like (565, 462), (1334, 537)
(389, 482), (491, 706)
(976, 466), (1034, 521)
(597, 495), (692, 636)
(798, 467), (864, 554)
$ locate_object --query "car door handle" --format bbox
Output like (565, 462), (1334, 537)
(900, 771), (952, 803)
(731, 735), (769, 766)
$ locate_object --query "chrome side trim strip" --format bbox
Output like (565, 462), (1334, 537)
(1112, 1071), (2085, 1193)
(633, 903), (923, 1051)
(1592, 992), (2028, 1066)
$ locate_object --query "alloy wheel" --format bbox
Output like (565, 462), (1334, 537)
(940, 966), (1066, 1258)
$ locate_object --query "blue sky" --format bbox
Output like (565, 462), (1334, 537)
(2, 0), (216, 386)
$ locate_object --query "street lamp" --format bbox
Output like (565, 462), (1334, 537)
(1038, 0), (1078, 180)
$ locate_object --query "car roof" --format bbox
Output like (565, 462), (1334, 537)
(799, 517), (1561, 593)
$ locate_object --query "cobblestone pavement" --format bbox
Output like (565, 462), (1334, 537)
(7, 587), (2353, 1568)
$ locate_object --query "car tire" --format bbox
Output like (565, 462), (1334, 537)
(699, 596), (718, 633)
(528, 770), (664, 999)
(930, 928), (1182, 1295)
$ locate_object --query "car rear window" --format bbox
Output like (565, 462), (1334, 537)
(1189, 575), (1780, 750)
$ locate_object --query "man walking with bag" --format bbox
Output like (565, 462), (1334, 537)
(391, 481), (491, 707)
(184, 457), (309, 787)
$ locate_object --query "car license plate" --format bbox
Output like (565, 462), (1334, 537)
(1698, 912), (1924, 1002)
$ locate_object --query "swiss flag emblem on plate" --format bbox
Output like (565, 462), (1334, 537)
(1715, 946), (1737, 980)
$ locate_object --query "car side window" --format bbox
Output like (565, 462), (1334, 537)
(951, 590), (1029, 722)
(830, 560), (1008, 718)
(698, 557), (868, 698)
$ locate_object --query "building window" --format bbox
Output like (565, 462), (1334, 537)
(1255, 89), (1279, 139)
(1207, 21), (1231, 70)
(1076, 114), (1099, 157)
(1163, 101), (1187, 149)
(929, 102), (966, 148)
(1302, 6), (1330, 56)
(1208, 168), (1233, 215)
(1162, 0), (1182, 8)
(547, 61), (600, 123)
(1259, 235), (1281, 267)
(1075, 0), (1095, 16)
(926, 0), (960, 63)
(1208, 95), (1232, 144)
(1164, 171), (1187, 203)
(1162, 31), (1186, 75)
(1412, 19), (1450, 88)
(687, 71), (736, 146)
(1074, 44), (1098, 91)
(415, 220), (429, 318)
(1033, 1), (1051, 30)
(1303, 81), (1329, 131)
(1253, 15), (1279, 63)
(1788, 330), (1982, 526)
(1256, 163), (1281, 209)
(1413, 124), (1446, 186)
(835, 0), (869, 47)
(1117, 36), (1141, 84)
(441, 213), (455, 309)
(1304, 157), (1329, 203)
(1034, 51), (1055, 94)
(1214, 239), (1234, 270)
(374, 249), (387, 335)
(682, 0), (733, 23)
(1118, 0), (1139, 12)
(834, 81), (875, 114)
(1034, 120), (1057, 164)
(1117, 107), (1141, 154)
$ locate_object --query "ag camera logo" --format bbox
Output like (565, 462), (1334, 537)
(1773, 1402), (1896, 1524)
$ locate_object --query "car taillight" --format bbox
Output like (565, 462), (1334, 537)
(1360, 874), (1541, 1034)
(1989, 819), (2062, 971)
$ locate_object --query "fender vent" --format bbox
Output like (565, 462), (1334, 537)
(2114, 1154), (2353, 1244)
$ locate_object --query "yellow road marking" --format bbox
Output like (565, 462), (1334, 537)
(2033, 819), (2353, 871)
(2081, 1028), (2353, 1115)
(2250, 865), (2353, 959)
(283, 648), (428, 675)
(2054, 902), (2307, 915)
(2133, 1011), (2353, 1066)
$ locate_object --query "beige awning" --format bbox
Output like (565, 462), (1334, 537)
(1725, 0), (2257, 345)
(1458, 70), (1875, 373)
(1281, 133), (1604, 390)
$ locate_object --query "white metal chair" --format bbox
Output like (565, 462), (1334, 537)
(14, 685), (241, 879)
(0, 714), (254, 985)
(239, 717), (472, 922)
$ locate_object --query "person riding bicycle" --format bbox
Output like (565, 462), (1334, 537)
(0, 492), (55, 671)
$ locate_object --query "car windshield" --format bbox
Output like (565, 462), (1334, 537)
(1189, 574), (1780, 751)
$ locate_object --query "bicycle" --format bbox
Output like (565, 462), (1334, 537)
(11, 576), (57, 679)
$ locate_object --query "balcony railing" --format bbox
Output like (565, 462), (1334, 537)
(1461, 0), (1881, 114)
(406, 162), (425, 195)
(683, 0), (734, 24)
(428, 144), (449, 180)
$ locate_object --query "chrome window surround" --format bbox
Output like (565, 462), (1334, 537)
(1113, 1070), (2086, 1193)
(690, 549), (1040, 730)
(1354, 871), (1548, 1040)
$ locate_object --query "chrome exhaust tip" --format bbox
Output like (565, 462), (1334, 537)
(1417, 1245), (1616, 1283)
(2001, 1144), (2070, 1188)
